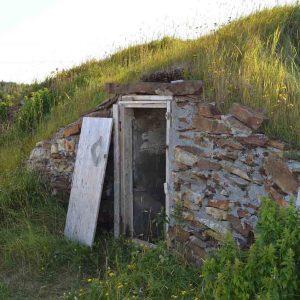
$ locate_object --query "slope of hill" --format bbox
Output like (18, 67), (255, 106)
(0, 4), (300, 299)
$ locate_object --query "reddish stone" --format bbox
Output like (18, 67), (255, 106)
(230, 103), (267, 130)
(237, 209), (250, 218)
(264, 155), (299, 194)
(197, 103), (220, 118)
(64, 140), (75, 153)
(267, 139), (287, 150)
(245, 154), (254, 165)
(208, 199), (230, 210)
(227, 215), (252, 237)
(179, 135), (192, 140)
(194, 159), (221, 171)
(178, 117), (188, 124)
(193, 116), (230, 134)
(63, 122), (81, 137)
(215, 138), (243, 150)
(168, 225), (190, 243)
(236, 134), (269, 147)
(264, 181), (289, 207)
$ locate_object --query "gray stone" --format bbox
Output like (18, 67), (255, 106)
(206, 207), (228, 220)
(247, 184), (267, 206)
(29, 147), (50, 161)
(174, 146), (202, 166)
(222, 115), (252, 136)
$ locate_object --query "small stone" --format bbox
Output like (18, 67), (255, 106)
(196, 215), (229, 235)
(215, 138), (243, 150)
(174, 146), (202, 166)
(182, 211), (194, 221)
(196, 103), (220, 118)
(230, 103), (267, 130)
(208, 199), (231, 210)
(168, 225), (190, 242)
(236, 134), (269, 147)
(64, 140), (75, 153)
(287, 161), (300, 173)
(50, 143), (59, 155)
(237, 209), (250, 218)
(194, 159), (221, 171)
(267, 140), (287, 150)
(57, 139), (65, 152)
(222, 115), (252, 136)
(193, 116), (231, 134)
(63, 121), (81, 137)
(182, 189), (204, 205)
(227, 215), (252, 237)
(203, 229), (224, 241)
(206, 207), (228, 221)
(264, 155), (299, 194)
(264, 181), (289, 207)
(221, 162), (252, 181)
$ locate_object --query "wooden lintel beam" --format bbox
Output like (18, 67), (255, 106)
(105, 80), (203, 96)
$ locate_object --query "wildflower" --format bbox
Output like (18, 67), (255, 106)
(108, 271), (115, 277)
(181, 290), (188, 296)
(171, 295), (178, 299)
(117, 283), (124, 289)
(105, 292), (109, 296)
(87, 278), (92, 283)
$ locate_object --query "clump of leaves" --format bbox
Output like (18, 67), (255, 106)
(201, 197), (300, 300)
(15, 88), (55, 132)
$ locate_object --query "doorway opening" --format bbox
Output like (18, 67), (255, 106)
(114, 97), (171, 243)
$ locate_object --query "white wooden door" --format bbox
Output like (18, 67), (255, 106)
(64, 117), (113, 246)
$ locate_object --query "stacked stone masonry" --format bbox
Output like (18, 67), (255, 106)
(28, 95), (300, 264)
(168, 98), (300, 264)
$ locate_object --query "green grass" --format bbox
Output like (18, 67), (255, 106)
(1, 4), (300, 299)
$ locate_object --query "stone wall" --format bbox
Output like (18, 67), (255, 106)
(28, 95), (300, 263)
(168, 98), (300, 264)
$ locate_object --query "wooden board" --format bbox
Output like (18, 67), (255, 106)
(64, 117), (113, 246)
(105, 81), (203, 96)
(113, 105), (120, 238)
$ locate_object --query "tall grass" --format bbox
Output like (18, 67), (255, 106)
(0, 4), (300, 298)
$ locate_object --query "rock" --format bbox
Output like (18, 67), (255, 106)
(63, 121), (81, 137)
(203, 229), (224, 241)
(29, 147), (50, 161)
(50, 143), (59, 155)
(182, 211), (194, 221)
(187, 236), (207, 260)
(287, 161), (300, 173)
(168, 225), (190, 242)
(230, 103), (267, 130)
(215, 138), (244, 150)
(222, 115), (252, 136)
(237, 209), (250, 218)
(297, 188), (300, 207)
(195, 213), (229, 235)
(206, 207), (228, 220)
(227, 215), (252, 237)
(192, 116), (230, 134)
(197, 103), (220, 118)
(264, 181), (289, 207)
(267, 140), (287, 150)
(64, 140), (75, 153)
(248, 184), (267, 203)
(221, 162), (252, 181)
(194, 159), (221, 171)
(208, 199), (231, 210)
(182, 189), (204, 205)
(236, 134), (269, 147)
(174, 146), (202, 166)
(264, 155), (299, 194)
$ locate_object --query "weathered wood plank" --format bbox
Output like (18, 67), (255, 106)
(105, 81), (203, 96)
(64, 117), (113, 246)
(113, 105), (120, 238)
(121, 95), (173, 101)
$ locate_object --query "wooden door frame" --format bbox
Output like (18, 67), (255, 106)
(113, 96), (172, 238)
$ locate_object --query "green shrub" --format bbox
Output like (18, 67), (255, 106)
(15, 88), (55, 132)
(201, 198), (300, 300)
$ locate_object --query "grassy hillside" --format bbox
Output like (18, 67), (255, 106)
(1, 4), (300, 299)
